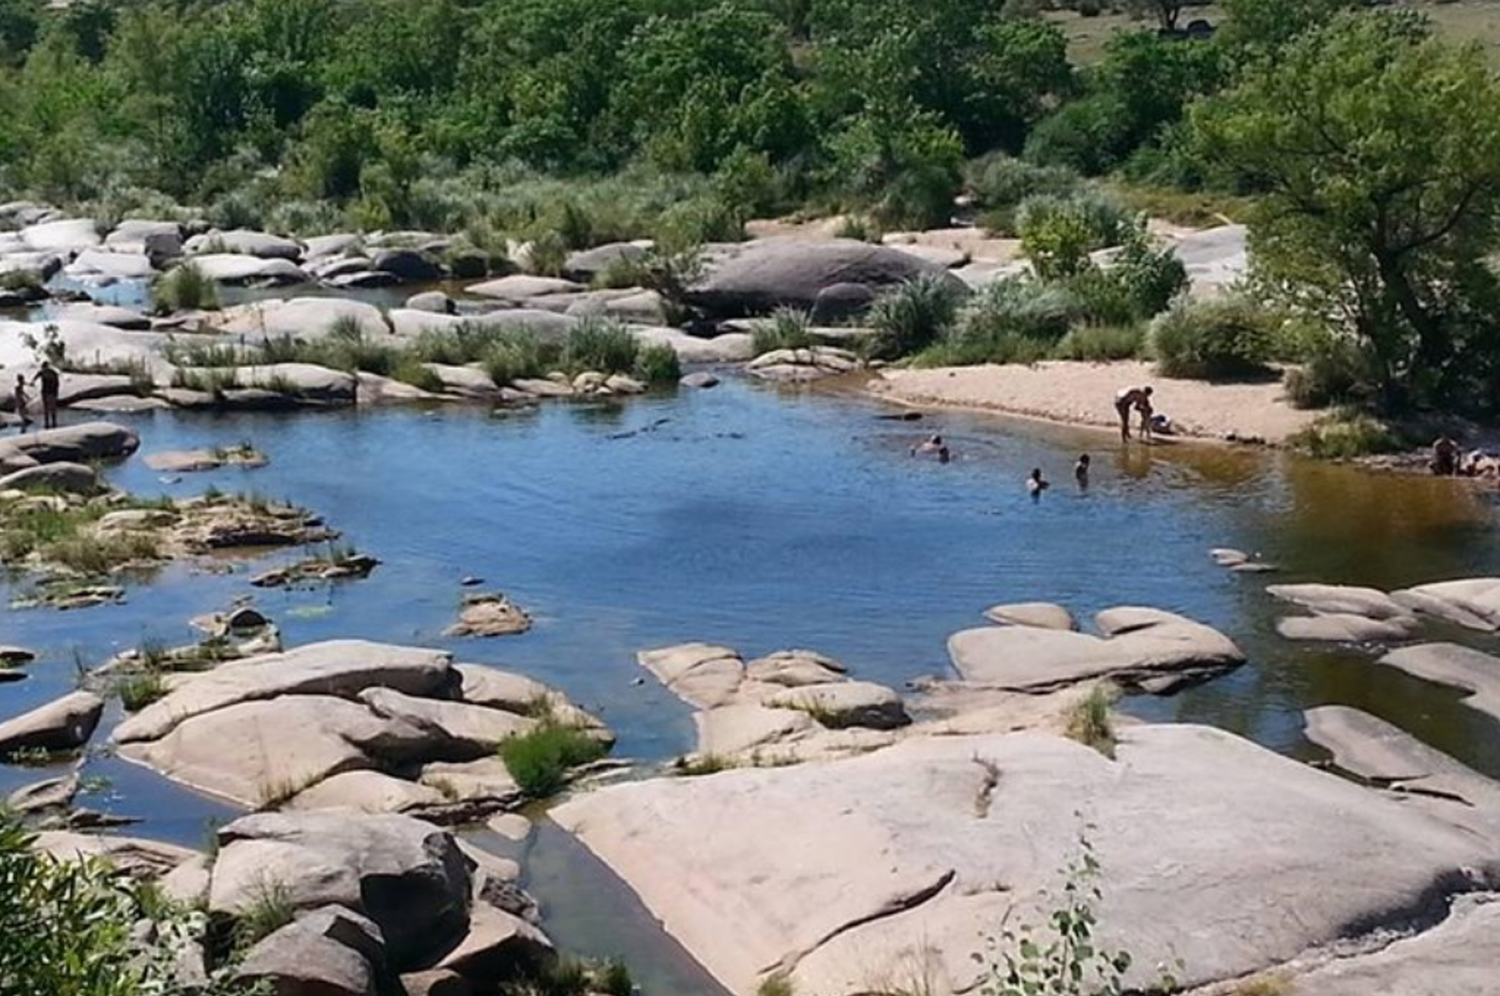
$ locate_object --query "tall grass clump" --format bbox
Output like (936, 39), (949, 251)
(633, 343), (681, 385)
(1065, 685), (1118, 759)
(751, 307), (815, 355)
(1287, 412), (1403, 459)
(1149, 296), (1278, 380)
(911, 278), (1079, 367)
(1051, 324), (1145, 361)
(499, 722), (609, 798)
(561, 317), (640, 375)
(150, 262), (218, 314)
(526, 231), (569, 277)
(868, 273), (964, 358)
(116, 672), (168, 712)
(479, 328), (547, 385)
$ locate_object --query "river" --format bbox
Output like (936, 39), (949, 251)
(3, 374), (1499, 993)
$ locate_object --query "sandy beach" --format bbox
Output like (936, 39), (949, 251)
(869, 360), (1320, 445)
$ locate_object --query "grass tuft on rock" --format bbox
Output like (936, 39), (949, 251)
(231, 878), (296, 954)
(116, 672), (168, 712)
(499, 722), (609, 798)
(751, 307), (816, 356)
(151, 262), (219, 314)
(1065, 684), (1117, 760)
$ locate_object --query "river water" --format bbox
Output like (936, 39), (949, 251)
(3, 372), (1500, 993)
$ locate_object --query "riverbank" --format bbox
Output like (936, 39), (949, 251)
(869, 360), (1320, 446)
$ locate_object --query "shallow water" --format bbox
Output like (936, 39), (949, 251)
(4, 375), (1500, 990)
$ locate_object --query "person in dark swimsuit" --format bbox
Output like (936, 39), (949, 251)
(31, 361), (59, 429)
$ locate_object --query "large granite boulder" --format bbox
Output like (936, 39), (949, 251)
(0, 691), (105, 753)
(1266, 583), (1413, 621)
(113, 640), (455, 743)
(358, 688), (534, 761)
(563, 243), (647, 283)
(684, 238), (963, 319)
(116, 696), (434, 807)
(235, 905), (387, 996)
(215, 298), (389, 341)
(190, 254), (309, 285)
(1391, 577), (1500, 631)
(554, 724), (1500, 996)
(186, 229), (302, 260)
(0, 461), (101, 495)
(21, 217), (101, 253)
(285, 770), (447, 816)
(948, 608), (1243, 693)
(211, 811), (473, 970)
(0, 421), (140, 466)
(1377, 643), (1500, 723)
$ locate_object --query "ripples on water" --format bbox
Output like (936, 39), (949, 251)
(4, 377), (1500, 987)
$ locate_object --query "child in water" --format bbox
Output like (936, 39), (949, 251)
(1027, 467), (1049, 498)
(1074, 453), (1090, 488)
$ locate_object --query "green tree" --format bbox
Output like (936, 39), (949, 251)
(1192, 11), (1500, 410)
(1126, 0), (1184, 32)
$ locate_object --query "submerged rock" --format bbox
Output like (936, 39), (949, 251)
(1266, 583), (1413, 621)
(1377, 643), (1500, 723)
(1276, 613), (1419, 643)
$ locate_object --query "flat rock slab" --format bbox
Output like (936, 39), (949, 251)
(114, 639), (454, 743)
(0, 690), (104, 753)
(694, 704), (817, 757)
(743, 649), (847, 688)
(144, 448), (267, 473)
(555, 725), (1499, 996)
(1285, 894), (1500, 996)
(359, 687), (534, 760)
(983, 601), (1075, 631)
(285, 769), (447, 815)
(34, 831), (197, 878)
(0, 645), (35, 665)
(949, 609), (1243, 692)
(1378, 643), (1500, 723)
(1266, 583), (1412, 621)
(764, 681), (910, 730)
(638, 643), (745, 710)
(1391, 577), (1500, 632)
(443, 594), (532, 637)
(117, 695), (431, 807)
(1276, 613), (1419, 643)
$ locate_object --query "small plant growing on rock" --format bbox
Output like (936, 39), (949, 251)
(757, 972), (795, 996)
(973, 833), (1180, 996)
(1065, 685), (1118, 760)
(499, 722), (609, 798)
(151, 262), (219, 314)
(116, 672), (168, 712)
(632, 342), (681, 385)
(752, 307), (816, 356)
(231, 878), (296, 954)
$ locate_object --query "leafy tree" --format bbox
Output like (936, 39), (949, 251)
(1193, 11), (1500, 410)
(0, 0), (40, 66)
(1214, 0), (1362, 63)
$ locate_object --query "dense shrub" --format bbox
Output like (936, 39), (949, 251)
(1288, 412), (1401, 459)
(1052, 324), (1145, 361)
(751, 307), (815, 355)
(1283, 335), (1374, 409)
(1148, 296), (1278, 380)
(499, 723), (609, 798)
(561, 317), (640, 374)
(633, 343), (682, 384)
(959, 277), (1082, 344)
(868, 273), (965, 358)
(966, 155), (1082, 236)
(1017, 191), (1131, 279)
(150, 263), (218, 314)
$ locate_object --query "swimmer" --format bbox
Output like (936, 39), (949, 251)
(1027, 467), (1049, 498)
(910, 434), (946, 457)
(1114, 386), (1153, 443)
(1074, 453), (1090, 488)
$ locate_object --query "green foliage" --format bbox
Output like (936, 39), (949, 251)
(151, 262), (218, 314)
(1288, 412), (1402, 459)
(526, 232), (568, 278)
(1052, 324), (1145, 362)
(231, 879), (295, 954)
(561, 317), (640, 376)
(959, 277), (1082, 345)
(752, 307), (816, 355)
(967, 154), (1082, 236)
(116, 671), (167, 712)
(1017, 192), (1130, 280)
(757, 973), (795, 996)
(869, 273), (964, 358)
(1283, 336), (1374, 410)
(633, 343), (681, 385)
(1064, 685), (1117, 759)
(478, 329), (547, 387)
(1149, 296), (1278, 380)
(1192, 10), (1500, 412)
(972, 833), (1177, 996)
(499, 722), (610, 799)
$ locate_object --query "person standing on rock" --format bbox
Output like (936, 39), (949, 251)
(12, 375), (32, 431)
(31, 361), (59, 429)
(1114, 385), (1153, 443)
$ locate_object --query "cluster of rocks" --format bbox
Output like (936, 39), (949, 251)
(0, 420), (139, 494)
(444, 593), (533, 638)
(103, 638), (609, 819)
(1268, 577), (1500, 643)
(32, 809), (558, 996)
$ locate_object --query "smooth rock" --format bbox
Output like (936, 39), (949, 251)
(401, 970), (473, 996)
(743, 649), (847, 688)
(949, 609), (1243, 693)
(1391, 578), (1500, 632)
(465, 275), (585, 301)
(160, 855), (213, 907)
(0, 645), (36, 665)
(0, 461), (101, 495)
(419, 757), (524, 810)
(406, 291), (455, 314)
(33, 831), (196, 877)
(983, 602), (1076, 631)
(113, 640), (455, 743)
(235, 905), (384, 996)
(374, 248), (444, 282)
(1378, 643), (1500, 723)
(0, 691), (104, 753)
(285, 770), (447, 816)
(554, 724), (1499, 996)
(360, 687), (535, 761)
(211, 810), (472, 969)
(50, 302), (152, 330)
(7, 773), (78, 813)
(1277, 613), (1420, 643)
(632, 327), (755, 364)
(0, 420), (140, 464)
(686, 238), (965, 319)
(564, 242), (647, 283)
(21, 218), (101, 253)
(215, 297), (388, 340)
(186, 229), (301, 260)
(422, 364), (500, 399)
(453, 664), (550, 715)
(680, 371), (719, 389)
(486, 814), (532, 842)
(190, 254), (309, 284)
(443, 593), (533, 637)
(695, 704), (817, 757)
(765, 681), (910, 730)
(1266, 583), (1412, 621)
(638, 643), (745, 710)
(117, 696), (433, 808)
(435, 902), (552, 982)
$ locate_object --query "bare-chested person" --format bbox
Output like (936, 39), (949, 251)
(1114, 385), (1153, 443)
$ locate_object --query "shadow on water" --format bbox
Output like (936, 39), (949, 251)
(5, 376), (1500, 987)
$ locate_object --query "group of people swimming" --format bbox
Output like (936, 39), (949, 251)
(910, 432), (1092, 497)
(1431, 434), (1500, 478)
(10, 360), (60, 431)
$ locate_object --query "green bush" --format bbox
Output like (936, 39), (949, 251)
(151, 262), (218, 314)
(633, 343), (682, 384)
(1017, 191), (1131, 280)
(868, 273), (964, 358)
(1288, 413), (1402, 459)
(499, 723), (610, 798)
(1284, 336), (1374, 410)
(959, 277), (1082, 344)
(751, 307), (815, 355)
(562, 317), (640, 374)
(478, 329), (547, 386)
(966, 155), (1081, 236)
(1052, 324), (1145, 361)
(526, 231), (569, 277)
(1149, 296), (1278, 380)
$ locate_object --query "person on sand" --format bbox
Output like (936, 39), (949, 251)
(30, 360), (59, 430)
(1431, 434), (1459, 476)
(1027, 467), (1049, 499)
(1114, 385), (1153, 443)
(1074, 453), (1090, 489)
(12, 375), (32, 431)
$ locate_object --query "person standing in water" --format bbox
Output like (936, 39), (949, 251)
(1027, 467), (1049, 499)
(1114, 385), (1153, 443)
(31, 360), (59, 430)
(1074, 453), (1090, 489)
(12, 375), (32, 431)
